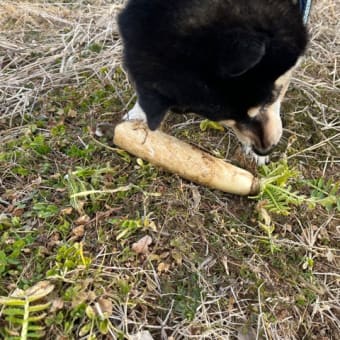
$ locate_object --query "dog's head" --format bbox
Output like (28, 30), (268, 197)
(214, 28), (306, 156)
(221, 68), (294, 156)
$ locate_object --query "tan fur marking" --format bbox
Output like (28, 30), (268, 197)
(248, 107), (260, 118)
(220, 119), (236, 127)
(247, 65), (295, 119)
(262, 100), (282, 149)
(275, 68), (294, 101)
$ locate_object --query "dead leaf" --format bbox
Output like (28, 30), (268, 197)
(12, 208), (24, 217)
(67, 109), (77, 117)
(50, 173), (61, 180)
(157, 262), (170, 273)
(160, 251), (170, 259)
(71, 291), (89, 308)
(61, 207), (73, 215)
(87, 291), (97, 302)
(258, 205), (271, 226)
(47, 232), (61, 249)
(51, 298), (64, 312)
(97, 297), (113, 316)
(228, 296), (235, 312)
(12, 281), (54, 300)
(75, 215), (90, 225)
(72, 225), (85, 238)
(285, 224), (293, 233)
(191, 186), (201, 210)
(56, 336), (68, 340)
(132, 235), (152, 254)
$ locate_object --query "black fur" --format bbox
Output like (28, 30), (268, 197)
(118, 0), (308, 130)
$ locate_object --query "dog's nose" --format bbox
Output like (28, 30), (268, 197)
(252, 144), (276, 156)
(252, 133), (279, 156)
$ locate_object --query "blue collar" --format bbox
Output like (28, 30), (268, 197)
(299, 0), (312, 24)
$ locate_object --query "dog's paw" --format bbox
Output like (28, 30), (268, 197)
(243, 145), (269, 166)
(123, 102), (147, 122)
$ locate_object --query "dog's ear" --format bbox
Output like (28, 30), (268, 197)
(218, 29), (266, 77)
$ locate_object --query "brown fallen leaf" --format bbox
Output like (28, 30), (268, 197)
(72, 225), (85, 238)
(47, 232), (61, 249)
(157, 262), (170, 273)
(97, 297), (113, 317)
(51, 298), (64, 312)
(132, 235), (152, 255)
(68, 109), (77, 118)
(75, 215), (90, 225)
(191, 186), (201, 210)
(11, 281), (55, 300)
(12, 208), (24, 217)
(61, 207), (73, 215)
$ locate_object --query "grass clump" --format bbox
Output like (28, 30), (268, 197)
(255, 160), (340, 215)
(0, 281), (54, 340)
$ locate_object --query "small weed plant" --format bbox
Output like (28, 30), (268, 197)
(0, 281), (54, 340)
(254, 160), (340, 215)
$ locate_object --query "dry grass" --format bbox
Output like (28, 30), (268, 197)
(0, 0), (125, 121)
(288, 0), (339, 165)
(0, 1), (339, 339)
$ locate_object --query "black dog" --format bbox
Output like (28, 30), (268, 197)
(118, 0), (310, 164)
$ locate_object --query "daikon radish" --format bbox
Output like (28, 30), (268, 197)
(113, 121), (260, 196)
